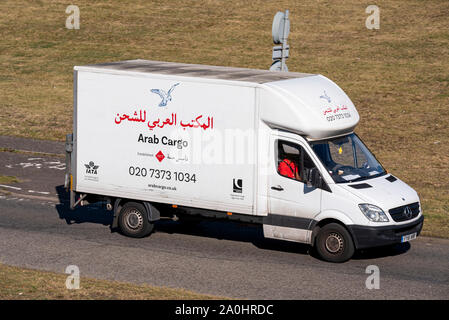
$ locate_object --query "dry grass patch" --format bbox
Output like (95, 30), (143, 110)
(0, 175), (20, 184)
(0, 263), (223, 300)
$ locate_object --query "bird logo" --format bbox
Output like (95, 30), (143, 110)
(319, 90), (332, 104)
(150, 83), (180, 107)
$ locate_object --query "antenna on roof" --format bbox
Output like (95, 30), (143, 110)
(270, 10), (290, 72)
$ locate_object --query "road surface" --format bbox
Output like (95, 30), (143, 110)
(0, 135), (448, 299)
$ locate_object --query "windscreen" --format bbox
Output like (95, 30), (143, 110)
(310, 133), (386, 183)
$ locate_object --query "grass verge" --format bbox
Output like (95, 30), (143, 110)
(0, 175), (20, 184)
(0, 263), (222, 300)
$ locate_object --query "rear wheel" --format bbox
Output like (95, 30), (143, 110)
(315, 223), (355, 263)
(118, 202), (154, 238)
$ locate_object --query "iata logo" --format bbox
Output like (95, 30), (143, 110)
(150, 83), (180, 107)
(85, 161), (99, 174)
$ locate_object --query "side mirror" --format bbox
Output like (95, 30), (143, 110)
(306, 167), (322, 188)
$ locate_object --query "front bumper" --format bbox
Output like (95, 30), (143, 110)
(347, 215), (424, 249)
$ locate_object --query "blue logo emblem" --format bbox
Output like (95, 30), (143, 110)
(151, 83), (180, 107)
(320, 90), (331, 103)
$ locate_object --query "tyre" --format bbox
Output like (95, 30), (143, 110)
(315, 223), (355, 263)
(118, 202), (154, 238)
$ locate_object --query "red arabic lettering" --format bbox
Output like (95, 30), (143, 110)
(323, 108), (332, 116)
(323, 105), (349, 116)
(115, 111), (213, 130)
(180, 115), (213, 130)
(115, 110), (146, 124)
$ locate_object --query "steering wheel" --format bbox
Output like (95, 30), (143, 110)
(361, 161), (370, 169)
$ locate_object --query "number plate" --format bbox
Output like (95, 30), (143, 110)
(401, 232), (417, 243)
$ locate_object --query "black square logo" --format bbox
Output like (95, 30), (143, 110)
(233, 179), (242, 193)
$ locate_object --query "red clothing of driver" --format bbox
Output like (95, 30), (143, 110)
(278, 159), (299, 179)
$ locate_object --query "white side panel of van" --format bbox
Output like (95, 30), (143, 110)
(263, 225), (312, 244)
(75, 70), (257, 214)
(255, 120), (271, 216)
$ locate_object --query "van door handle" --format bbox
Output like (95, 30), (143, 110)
(271, 185), (284, 191)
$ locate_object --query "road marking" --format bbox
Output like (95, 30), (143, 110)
(48, 165), (65, 170)
(6, 160), (65, 170)
(0, 184), (22, 190)
(28, 190), (50, 195)
(19, 162), (42, 169)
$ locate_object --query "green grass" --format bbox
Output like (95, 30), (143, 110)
(0, 0), (448, 237)
(0, 263), (223, 300)
(0, 175), (20, 184)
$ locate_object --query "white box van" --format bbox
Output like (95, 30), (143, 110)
(65, 59), (424, 262)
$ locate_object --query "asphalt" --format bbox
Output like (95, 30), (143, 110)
(0, 135), (448, 299)
(0, 135), (65, 155)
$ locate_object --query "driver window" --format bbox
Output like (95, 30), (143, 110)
(276, 140), (316, 182)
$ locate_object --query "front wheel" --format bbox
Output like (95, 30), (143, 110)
(118, 202), (154, 238)
(315, 223), (355, 263)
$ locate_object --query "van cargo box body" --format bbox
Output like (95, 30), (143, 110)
(67, 59), (423, 262)
(73, 60), (358, 216)
(75, 65), (258, 215)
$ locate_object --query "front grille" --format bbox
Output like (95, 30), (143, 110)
(388, 202), (420, 222)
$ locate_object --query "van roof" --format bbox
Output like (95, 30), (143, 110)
(81, 59), (314, 84)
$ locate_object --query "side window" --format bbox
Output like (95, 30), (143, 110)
(354, 142), (369, 169)
(276, 140), (317, 182)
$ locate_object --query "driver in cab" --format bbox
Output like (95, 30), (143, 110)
(278, 149), (302, 181)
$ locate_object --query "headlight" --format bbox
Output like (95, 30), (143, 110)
(359, 204), (389, 222)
